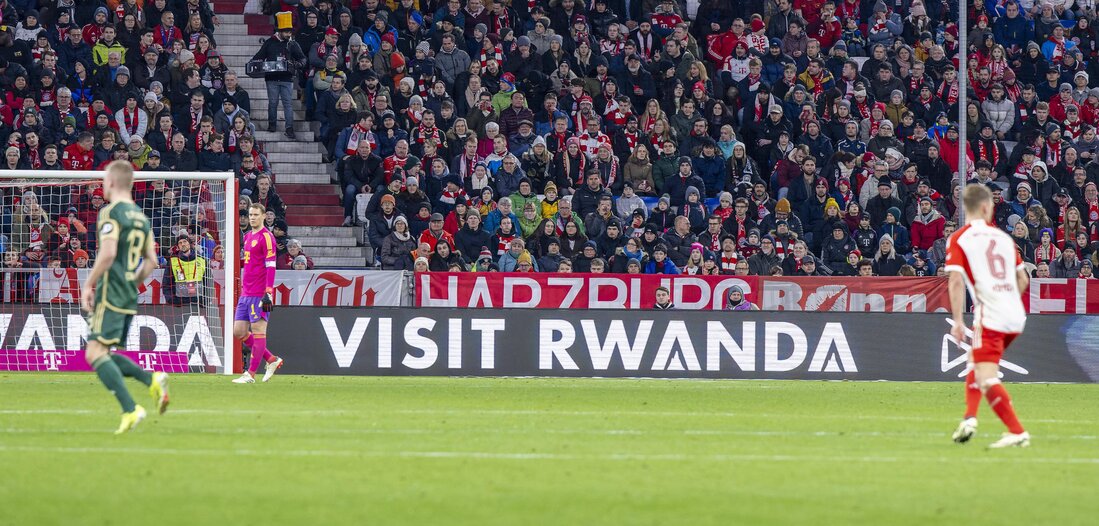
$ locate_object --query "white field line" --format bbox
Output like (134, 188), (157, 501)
(0, 426), (1095, 441)
(0, 444), (1097, 465)
(0, 407), (1093, 425)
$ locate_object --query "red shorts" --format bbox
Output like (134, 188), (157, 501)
(971, 326), (1019, 364)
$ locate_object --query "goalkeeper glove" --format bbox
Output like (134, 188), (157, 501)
(261, 288), (274, 312)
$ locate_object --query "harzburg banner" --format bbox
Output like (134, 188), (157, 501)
(417, 272), (758, 310)
(415, 273), (951, 312)
(759, 276), (949, 311)
(270, 308), (1097, 382)
(0, 305), (221, 372)
(2, 269), (405, 307)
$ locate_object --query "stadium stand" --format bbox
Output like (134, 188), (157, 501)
(3, 0), (1099, 278)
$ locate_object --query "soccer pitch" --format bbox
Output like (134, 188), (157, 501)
(2, 374), (1097, 525)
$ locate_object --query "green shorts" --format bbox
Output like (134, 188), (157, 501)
(87, 303), (134, 347)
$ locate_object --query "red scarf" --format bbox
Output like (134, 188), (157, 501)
(478, 45), (503, 69)
(622, 131), (639, 151)
(228, 128), (243, 153)
(457, 154), (478, 179)
(1046, 139), (1063, 166)
(344, 124), (374, 156)
(855, 99), (872, 119)
(123, 107), (139, 135)
(908, 75), (921, 93)
(495, 232), (516, 256)
(416, 123), (441, 144)
(754, 98), (768, 121)
(708, 234), (721, 253)
(635, 31), (654, 58)
(595, 156), (620, 187)
(562, 151), (587, 184)
(720, 252), (738, 272)
(937, 79), (959, 105)
(1064, 118), (1082, 140)
(1049, 36), (1066, 63)
(27, 148), (41, 169)
(730, 216), (748, 246)
(977, 140), (1000, 166)
(809, 71), (826, 97)
(600, 39), (624, 56)
(549, 131), (568, 152)
(870, 16), (888, 36)
(491, 11), (511, 34)
(440, 187), (467, 205)
(650, 134), (667, 151)
(416, 75), (431, 98)
(745, 72), (761, 93)
(1018, 100), (1032, 122)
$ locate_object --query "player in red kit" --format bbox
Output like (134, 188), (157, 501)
(945, 184), (1031, 448)
(232, 203), (284, 383)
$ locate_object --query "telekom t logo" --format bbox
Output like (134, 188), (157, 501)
(138, 353), (158, 371)
(42, 352), (62, 371)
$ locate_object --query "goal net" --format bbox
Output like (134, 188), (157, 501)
(0, 171), (236, 374)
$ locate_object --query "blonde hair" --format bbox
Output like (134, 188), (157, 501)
(105, 160), (134, 191)
(337, 92), (357, 110)
(962, 183), (992, 214)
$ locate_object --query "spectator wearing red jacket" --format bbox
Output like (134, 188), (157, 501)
(807, 2), (842, 50)
(277, 239), (315, 269)
(910, 197), (945, 251)
(62, 132), (96, 170)
(796, 0), (828, 28)
(418, 213), (456, 250)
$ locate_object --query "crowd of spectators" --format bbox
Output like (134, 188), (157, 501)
(0, 0), (318, 281)
(297, 0), (1098, 278)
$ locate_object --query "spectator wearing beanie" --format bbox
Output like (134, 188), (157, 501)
(878, 206), (911, 255)
(663, 156), (706, 209)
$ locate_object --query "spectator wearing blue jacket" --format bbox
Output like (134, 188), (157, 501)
(993, 1), (1034, 51)
(643, 244), (681, 274)
(663, 156), (707, 208)
(1042, 26), (1077, 63)
(483, 196), (521, 234)
(878, 207), (911, 255)
(692, 142), (727, 198)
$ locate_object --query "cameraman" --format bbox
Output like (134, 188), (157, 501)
(251, 18), (306, 139)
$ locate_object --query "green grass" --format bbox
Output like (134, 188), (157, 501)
(1, 374), (1097, 525)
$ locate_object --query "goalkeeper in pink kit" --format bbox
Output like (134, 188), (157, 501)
(232, 203), (284, 383)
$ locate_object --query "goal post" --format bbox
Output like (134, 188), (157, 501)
(0, 170), (237, 375)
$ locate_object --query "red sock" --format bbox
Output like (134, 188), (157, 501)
(964, 370), (981, 419)
(985, 382), (1025, 434)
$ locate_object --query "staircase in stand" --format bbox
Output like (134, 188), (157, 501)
(213, 3), (369, 267)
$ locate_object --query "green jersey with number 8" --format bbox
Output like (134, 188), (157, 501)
(95, 201), (153, 314)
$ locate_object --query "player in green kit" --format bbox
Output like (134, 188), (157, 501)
(80, 161), (171, 434)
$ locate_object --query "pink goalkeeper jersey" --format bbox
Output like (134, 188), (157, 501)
(242, 227), (277, 296)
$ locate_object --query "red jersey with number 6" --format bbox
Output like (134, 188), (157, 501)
(944, 220), (1027, 334)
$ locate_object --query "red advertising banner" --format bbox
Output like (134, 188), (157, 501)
(1024, 278), (1099, 314)
(4, 269), (406, 307)
(757, 277), (951, 312)
(416, 272), (760, 310)
(415, 273), (952, 312)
